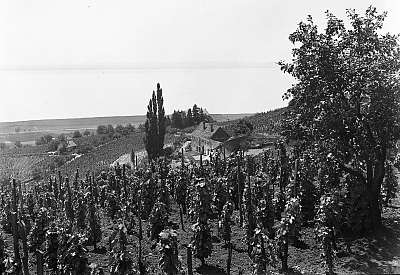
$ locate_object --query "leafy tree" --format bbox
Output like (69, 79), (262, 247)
(115, 125), (126, 136)
(171, 111), (185, 129)
(96, 125), (108, 135)
(279, 7), (400, 228)
(73, 131), (82, 138)
(187, 108), (194, 126)
(107, 125), (115, 136)
(36, 134), (54, 145)
(14, 141), (22, 148)
(157, 83), (166, 154)
(233, 119), (254, 136)
(192, 104), (200, 124)
(144, 83), (167, 159)
(83, 129), (91, 136)
(126, 123), (135, 133)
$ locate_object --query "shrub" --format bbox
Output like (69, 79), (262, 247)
(83, 129), (91, 136)
(96, 125), (108, 135)
(163, 146), (174, 157)
(76, 143), (94, 154)
(36, 134), (54, 145)
(73, 131), (82, 138)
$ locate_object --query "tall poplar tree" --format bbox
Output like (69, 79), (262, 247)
(144, 83), (167, 160)
(157, 83), (166, 154)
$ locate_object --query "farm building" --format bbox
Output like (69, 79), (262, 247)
(190, 122), (230, 155)
(66, 140), (77, 150)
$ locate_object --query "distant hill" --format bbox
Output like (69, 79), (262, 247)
(0, 113), (252, 142)
(0, 115), (147, 134)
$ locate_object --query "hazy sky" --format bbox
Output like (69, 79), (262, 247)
(0, 0), (399, 122)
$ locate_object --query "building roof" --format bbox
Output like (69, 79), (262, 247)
(190, 122), (229, 141)
(67, 140), (77, 148)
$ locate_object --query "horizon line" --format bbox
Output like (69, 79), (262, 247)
(0, 112), (260, 124)
(0, 61), (278, 72)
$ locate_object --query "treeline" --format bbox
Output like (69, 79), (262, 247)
(170, 104), (214, 129)
(96, 123), (136, 137)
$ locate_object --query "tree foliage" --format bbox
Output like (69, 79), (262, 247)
(279, 6), (400, 228)
(144, 83), (167, 159)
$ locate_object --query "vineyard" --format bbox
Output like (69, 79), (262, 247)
(0, 142), (399, 274)
(1, 5), (399, 275)
(219, 108), (287, 136)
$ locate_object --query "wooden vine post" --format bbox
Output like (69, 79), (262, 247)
(200, 149), (203, 175)
(223, 147), (226, 173)
(36, 250), (44, 275)
(122, 164), (127, 202)
(179, 205), (185, 231)
(131, 149), (136, 169)
(11, 179), (22, 273)
(19, 220), (30, 275)
(226, 242), (232, 275)
(245, 156), (255, 255)
(187, 245), (193, 275)
(293, 158), (299, 197)
(137, 186), (144, 274)
(181, 148), (185, 168)
(237, 154), (243, 226)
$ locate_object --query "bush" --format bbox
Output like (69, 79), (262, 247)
(107, 125), (115, 136)
(83, 129), (91, 136)
(48, 140), (60, 152)
(49, 157), (66, 172)
(163, 146), (174, 157)
(76, 143), (94, 154)
(97, 125), (108, 135)
(115, 125), (126, 135)
(57, 142), (67, 155)
(36, 134), (54, 145)
(31, 167), (42, 181)
(113, 133), (122, 140)
(73, 131), (82, 138)
(14, 141), (22, 148)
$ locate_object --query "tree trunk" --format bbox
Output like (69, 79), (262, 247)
(369, 158), (385, 228)
(179, 204), (185, 231)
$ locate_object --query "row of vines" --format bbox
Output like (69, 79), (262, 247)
(0, 140), (398, 274)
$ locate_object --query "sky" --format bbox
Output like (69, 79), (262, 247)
(0, 0), (399, 122)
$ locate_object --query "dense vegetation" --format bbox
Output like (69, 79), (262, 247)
(170, 104), (214, 129)
(219, 108), (286, 136)
(279, 7), (400, 230)
(144, 83), (167, 160)
(0, 6), (399, 275)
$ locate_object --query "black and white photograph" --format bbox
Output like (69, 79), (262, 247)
(0, 1), (399, 274)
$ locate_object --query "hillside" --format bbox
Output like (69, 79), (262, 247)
(219, 107), (287, 135)
(0, 113), (250, 143)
